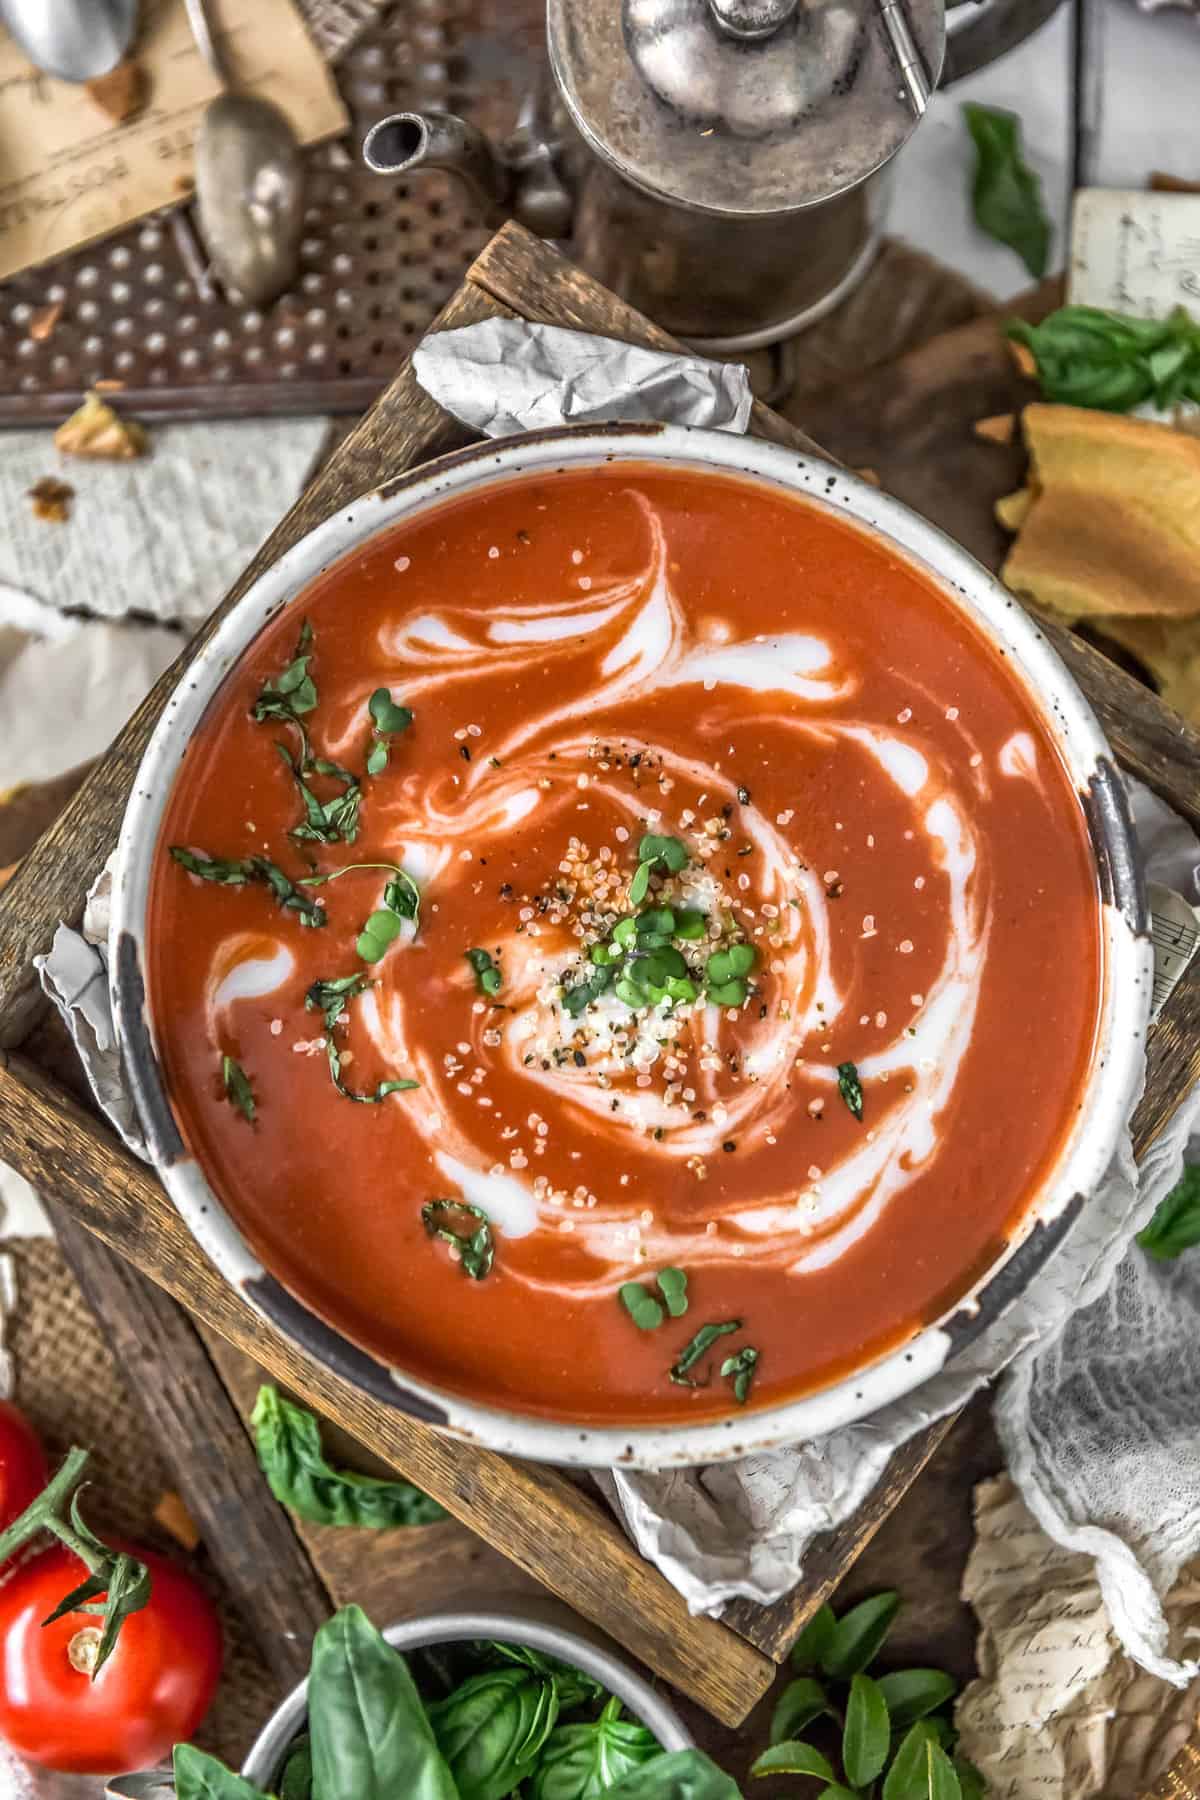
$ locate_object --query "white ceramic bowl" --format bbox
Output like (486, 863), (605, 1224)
(110, 423), (1152, 1468)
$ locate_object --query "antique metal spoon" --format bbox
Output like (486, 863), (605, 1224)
(0, 0), (138, 82)
(183, 0), (303, 306)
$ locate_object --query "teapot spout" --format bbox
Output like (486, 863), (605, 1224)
(362, 111), (510, 220)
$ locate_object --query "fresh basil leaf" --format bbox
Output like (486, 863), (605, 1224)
(251, 1384), (446, 1528)
(817, 1788), (864, 1800)
(602, 1749), (742, 1797)
(706, 944), (757, 987)
(770, 1675), (832, 1743)
(843, 1672), (890, 1786)
(423, 1198), (495, 1280)
(876, 1668), (957, 1731)
(305, 974), (418, 1102)
(750, 1740), (835, 1780)
(963, 102), (1050, 277)
(790, 1602), (836, 1672)
(278, 1736), (313, 1800)
(668, 1319), (742, 1386)
(620, 1283), (665, 1330)
(882, 1720), (946, 1800)
(720, 1346), (759, 1404)
(174, 1744), (270, 1799)
(430, 1664), (559, 1800)
(1008, 303), (1200, 413)
(252, 621), (318, 768)
(821, 1591), (901, 1678)
(367, 740), (389, 776)
(481, 1642), (604, 1712)
(927, 1741), (963, 1800)
(1137, 1164), (1200, 1260)
(628, 861), (652, 906)
(357, 907), (404, 963)
(562, 964), (615, 1017)
(466, 947), (503, 996)
(309, 1606), (459, 1800)
(953, 1757), (986, 1800)
(528, 1694), (659, 1798)
(837, 1061), (864, 1121)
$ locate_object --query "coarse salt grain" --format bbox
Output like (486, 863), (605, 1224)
(269, 1019), (282, 1036)
(899, 939), (914, 954)
(946, 706), (959, 721)
(911, 993), (924, 1006)
(488, 545), (500, 559)
(394, 555), (410, 572)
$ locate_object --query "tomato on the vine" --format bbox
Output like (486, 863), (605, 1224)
(0, 1402), (47, 1542)
(0, 1541), (222, 1773)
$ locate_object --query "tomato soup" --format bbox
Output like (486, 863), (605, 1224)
(147, 466), (1101, 1424)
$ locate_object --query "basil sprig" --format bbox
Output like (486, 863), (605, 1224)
(252, 618), (317, 764)
(221, 1054), (256, 1124)
(963, 102), (1050, 277)
(720, 1346), (759, 1405)
(305, 975), (418, 1103)
(528, 1694), (658, 1798)
(276, 743), (362, 847)
(170, 848), (326, 929)
(251, 1384), (446, 1528)
(423, 1198), (495, 1280)
(1009, 303), (1200, 414)
(367, 686), (414, 775)
(1137, 1164), (1200, 1260)
(755, 1592), (981, 1800)
(300, 861), (421, 962)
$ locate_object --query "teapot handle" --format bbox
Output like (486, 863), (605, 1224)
(940, 0), (1067, 84)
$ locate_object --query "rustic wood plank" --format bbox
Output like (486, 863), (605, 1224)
(48, 1202), (331, 1686)
(0, 280), (507, 1052)
(0, 1053), (775, 1728)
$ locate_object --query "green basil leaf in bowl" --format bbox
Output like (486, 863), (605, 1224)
(602, 1748), (743, 1796)
(529, 1693), (659, 1798)
(429, 1663), (559, 1800)
(308, 1606), (459, 1799)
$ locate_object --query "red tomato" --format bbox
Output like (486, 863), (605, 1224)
(0, 1541), (222, 1773)
(0, 1402), (47, 1540)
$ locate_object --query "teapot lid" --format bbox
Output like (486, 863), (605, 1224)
(548, 0), (945, 217)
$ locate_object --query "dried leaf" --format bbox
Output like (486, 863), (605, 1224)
(27, 476), (74, 523)
(1008, 339), (1037, 379)
(84, 60), (146, 124)
(1150, 171), (1200, 194)
(28, 302), (62, 343)
(995, 486), (1034, 530)
(55, 392), (148, 461)
(153, 1489), (201, 1551)
(854, 466), (882, 487)
(973, 412), (1015, 445)
(1000, 404), (1200, 618)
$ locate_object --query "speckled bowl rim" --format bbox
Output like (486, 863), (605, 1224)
(109, 422), (1152, 1469)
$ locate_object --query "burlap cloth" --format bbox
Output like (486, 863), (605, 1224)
(5, 1237), (284, 1767)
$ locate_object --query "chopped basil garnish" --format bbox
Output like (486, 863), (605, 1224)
(305, 975), (418, 1103)
(276, 743), (362, 846)
(466, 947), (502, 995)
(562, 964), (613, 1017)
(669, 1319), (741, 1387)
(251, 619), (318, 770)
(837, 1060), (864, 1121)
(721, 1345), (759, 1404)
(619, 1283), (664, 1330)
(170, 848), (326, 929)
(366, 686), (413, 775)
(221, 1054), (256, 1123)
(422, 1198), (494, 1280)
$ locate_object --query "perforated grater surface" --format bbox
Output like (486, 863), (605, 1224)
(0, 0), (543, 425)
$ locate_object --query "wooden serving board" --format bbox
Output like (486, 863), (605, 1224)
(1, 224), (1199, 1736)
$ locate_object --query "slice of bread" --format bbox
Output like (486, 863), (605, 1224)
(1000, 404), (1200, 620)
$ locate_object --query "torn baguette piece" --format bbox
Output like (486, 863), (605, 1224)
(1000, 404), (1200, 618)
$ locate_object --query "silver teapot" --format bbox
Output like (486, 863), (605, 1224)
(364, 0), (1061, 350)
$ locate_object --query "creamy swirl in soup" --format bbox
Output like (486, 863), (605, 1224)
(148, 466), (1101, 1422)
